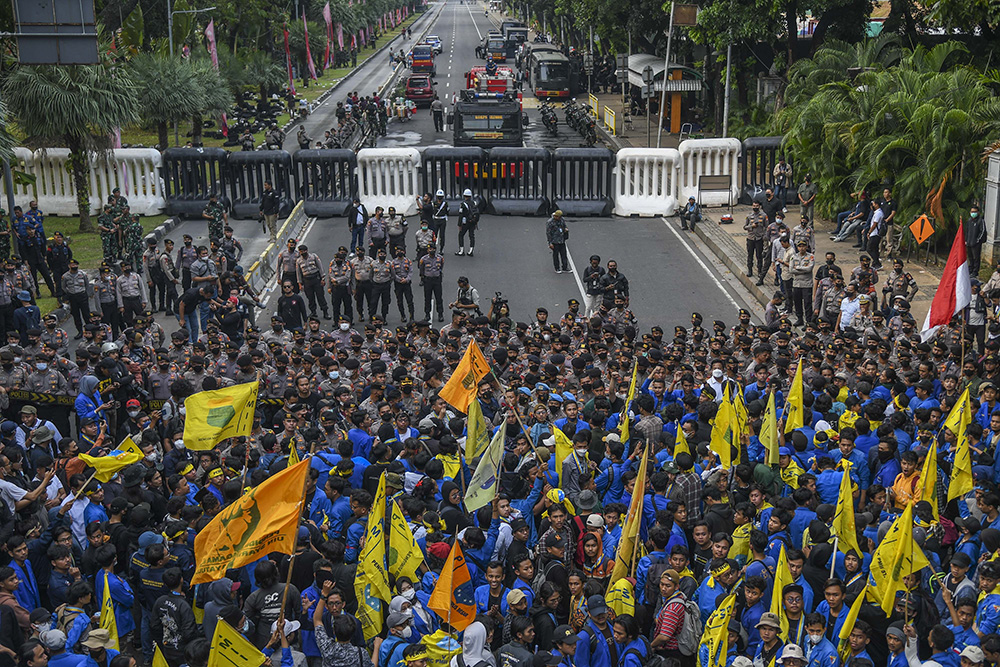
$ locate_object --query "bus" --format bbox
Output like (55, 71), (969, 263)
(528, 52), (571, 98)
(410, 44), (436, 75)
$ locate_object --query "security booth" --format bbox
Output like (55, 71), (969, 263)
(625, 54), (703, 135)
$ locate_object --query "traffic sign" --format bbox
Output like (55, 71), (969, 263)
(642, 65), (654, 84)
(641, 84), (654, 98)
(583, 53), (594, 75)
(910, 214), (935, 245)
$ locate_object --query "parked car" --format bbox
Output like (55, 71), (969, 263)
(405, 75), (436, 105)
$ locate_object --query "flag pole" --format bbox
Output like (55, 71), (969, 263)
(830, 536), (838, 578)
(278, 461), (310, 622)
(628, 442), (649, 578)
(488, 367), (547, 463)
(73, 470), (99, 499)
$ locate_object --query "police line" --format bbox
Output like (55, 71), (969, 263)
(3, 137), (790, 219)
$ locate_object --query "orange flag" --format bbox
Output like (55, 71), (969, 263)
(438, 340), (491, 414)
(427, 541), (476, 631)
(192, 459), (309, 585)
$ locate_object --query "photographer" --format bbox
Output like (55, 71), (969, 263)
(448, 276), (481, 316)
(486, 291), (510, 328)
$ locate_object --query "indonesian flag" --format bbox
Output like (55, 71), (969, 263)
(921, 220), (972, 341)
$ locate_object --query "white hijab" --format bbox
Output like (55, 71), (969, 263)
(451, 621), (496, 667)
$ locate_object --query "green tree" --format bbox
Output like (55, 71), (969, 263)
(129, 53), (203, 149)
(190, 62), (234, 146)
(3, 64), (139, 232)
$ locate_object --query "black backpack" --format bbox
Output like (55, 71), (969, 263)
(645, 553), (671, 605)
(623, 637), (670, 667)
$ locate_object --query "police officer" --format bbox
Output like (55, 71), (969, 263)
(390, 245), (415, 323)
(456, 189), (478, 257)
(93, 263), (120, 339)
(295, 244), (330, 320)
(449, 276), (480, 315)
(176, 234), (198, 291)
(159, 239), (179, 317)
(60, 259), (89, 339)
(352, 247), (374, 322)
(744, 201), (767, 285)
(143, 238), (166, 313)
(260, 180), (280, 244)
(115, 260), (147, 329)
(370, 248), (393, 321)
(45, 232), (72, 303)
(418, 245), (445, 322)
(432, 190), (449, 252)
(328, 247), (354, 323)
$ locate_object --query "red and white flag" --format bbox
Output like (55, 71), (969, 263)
(303, 12), (318, 80)
(204, 20), (228, 137)
(921, 220), (972, 341)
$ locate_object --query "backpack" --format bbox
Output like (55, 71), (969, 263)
(54, 603), (86, 635)
(645, 554), (671, 605)
(877, 213), (888, 237)
(675, 598), (703, 656)
(532, 558), (560, 596)
(623, 637), (670, 667)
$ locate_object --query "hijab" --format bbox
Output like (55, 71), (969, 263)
(452, 621), (496, 667)
(803, 542), (835, 596)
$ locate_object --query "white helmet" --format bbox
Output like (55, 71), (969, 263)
(463, 189), (473, 197)
(101, 342), (119, 354)
(435, 189), (445, 197)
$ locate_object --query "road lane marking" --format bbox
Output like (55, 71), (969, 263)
(659, 216), (742, 311)
(564, 243), (589, 304)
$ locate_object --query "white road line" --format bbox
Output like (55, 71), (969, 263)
(466, 2), (483, 39)
(659, 216), (742, 311)
(564, 243), (589, 304)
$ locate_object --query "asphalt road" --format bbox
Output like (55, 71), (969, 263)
(146, 0), (758, 343)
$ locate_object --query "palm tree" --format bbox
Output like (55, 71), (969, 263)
(128, 53), (203, 150)
(190, 62), (234, 147)
(3, 64), (139, 232)
(0, 98), (15, 163)
(238, 51), (287, 102)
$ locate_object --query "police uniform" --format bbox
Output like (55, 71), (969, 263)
(390, 256), (414, 321)
(351, 254), (374, 321)
(370, 257), (393, 320)
(94, 271), (121, 338)
(159, 250), (179, 315)
(418, 252), (445, 321)
(116, 271), (146, 328)
(60, 268), (90, 336)
(328, 255), (354, 323)
(176, 242), (198, 291)
(296, 252), (329, 319)
(25, 367), (68, 394)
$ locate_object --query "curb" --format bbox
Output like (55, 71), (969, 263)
(144, 216), (181, 245)
(691, 211), (771, 308)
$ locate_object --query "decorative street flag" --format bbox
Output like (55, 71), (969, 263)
(921, 220), (971, 341)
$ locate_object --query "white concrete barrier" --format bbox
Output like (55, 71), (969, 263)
(0, 148), (37, 211)
(356, 148), (421, 216)
(677, 138), (741, 206)
(613, 148), (680, 217)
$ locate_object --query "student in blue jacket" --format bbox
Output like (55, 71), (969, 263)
(575, 594), (616, 667)
(802, 613), (840, 667)
(613, 614), (648, 667)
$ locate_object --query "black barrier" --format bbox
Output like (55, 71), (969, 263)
(421, 147), (487, 209)
(162, 147), (229, 218)
(741, 136), (793, 205)
(227, 150), (294, 219)
(484, 147), (550, 216)
(293, 150), (358, 217)
(550, 148), (614, 216)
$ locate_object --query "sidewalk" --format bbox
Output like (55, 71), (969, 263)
(691, 202), (943, 325)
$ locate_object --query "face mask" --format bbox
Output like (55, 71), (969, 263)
(340, 323), (349, 331)
(174, 439), (185, 450)
(128, 410), (140, 419)
(13, 357), (21, 364)
(146, 451), (161, 463)
(178, 406), (186, 417)
(877, 450), (893, 462)
(401, 626), (413, 639)
(35, 363), (47, 371)
(972, 212), (980, 218)
(329, 371), (340, 380)
(808, 634), (823, 645)
(543, 334), (551, 341)
(401, 588), (415, 601)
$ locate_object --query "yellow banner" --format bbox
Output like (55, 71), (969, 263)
(918, 436), (938, 521)
(770, 545), (794, 641)
(607, 577), (635, 617)
(100, 572), (119, 651)
(465, 397), (490, 462)
(208, 619), (266, 667)
(620, 360), (639, 444)
(356, 473), (391, 640)
(868, 504), (930, 614)
(80, 436), (144, 483)
(761, 392), (779, 466)
(389, 500), (424, 583)
(607, 444), (649, 588)
(183, 382), (260, 451)
(832, 461), (862, 557)
(439, 341), (491, 414)
(427, 541), (476, 631)
(784, 359), (804, 433)
(192, 459), (309, 585)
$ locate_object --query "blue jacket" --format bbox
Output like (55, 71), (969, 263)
(976, 591), (1000, 635)
(378, 636), (408, 667)
(695, 576), (729, 623)
(576, 620), (615, 667)
(620, 637), (647, 667)
(928, 650), (961, 667)
(49, 653), (89, 667)
(345, 516), (367, 563)
(463, 518), (501, 588)
(474, 584), (510, 616)
(805, 637), (839, 667)
(95, 570), (136, 636)
(12, 560), (40, 611)
(789, 508), (817, 549)
(815, 601), (849, 642)
(635, 550), (668, 605)
(946, 624), (980, 652)
(348, 429), (374, 458)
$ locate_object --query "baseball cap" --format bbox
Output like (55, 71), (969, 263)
(386, 611), (411, 628)
(40, 630), (67, 651)
(756, 612), (781, 629)
(544, 532), (565, 549)
(553, 625), (580, 645)
(587, 595), (608, 616)
(507, 589), (526, 606)
(962, 647), (985, 664)
(586, 515), (605, 529)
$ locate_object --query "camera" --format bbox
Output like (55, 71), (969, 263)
(493, 291), (507, 307)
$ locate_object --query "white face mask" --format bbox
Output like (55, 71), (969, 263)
(340, 323), (350, 331)
(808, 634), (823, 645)
(329, 371), (340, 380)
(146, 452), (161, 464)
(401, 626), (413, 639)
(128, 410), (140, 419)
(401, 588), (415, 601)
(174, 439), (185, 449)
(178, 406), (186, 416)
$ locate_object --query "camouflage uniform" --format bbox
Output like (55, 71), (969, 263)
(203, 201), (226, 244)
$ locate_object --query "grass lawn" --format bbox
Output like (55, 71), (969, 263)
(34, 214), (167, 316)
(120, 14), (423, 150)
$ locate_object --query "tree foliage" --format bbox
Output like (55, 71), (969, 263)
(774, 40), (1000, 234)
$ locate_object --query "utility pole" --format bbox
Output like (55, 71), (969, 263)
(655, 1), (675, 148)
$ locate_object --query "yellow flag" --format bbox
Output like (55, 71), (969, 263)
(918, 436), (938, 521)
(553, 427), (575, 484)
(946, 388), (974, 502)
(439, 340), (491, 413)
(620, 359), (639, 444)
(465, 396), (490, 462)
(421, 630), (462, 667)
(192, 459), (309, 585)
(770, 545), (795, 641)
(427, 541), (476, 631)
(465, 420), (506, 512)
(607, 444), (649, 589)
(606, 578), (636, 617)
(838, 587), (867, 663)
(288, 445), (300, 465)
(784, 359), (804, 433)
(208, 619), (266, 667)
(388, 500), (424, 582)
(832, 461), (862, 557)
(729, 523), (751, 562)
(79, 436), (145, 483)
(704, 593), (738, 667)
(673, 421), (690, 457)
(950, 437), (975, 501)
(356, 473), (391, 640)
(99, 572), (119, 651)
(868, 504), (930, 614)
(183, 381), (259, 451)
(733, 387), (749, 438)
(710, 393), (733, 470)
(152, 645), (169, 667)
(760, 392), (780, 466)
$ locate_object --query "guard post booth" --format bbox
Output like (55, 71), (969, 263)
(625, 54), (703, 134)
